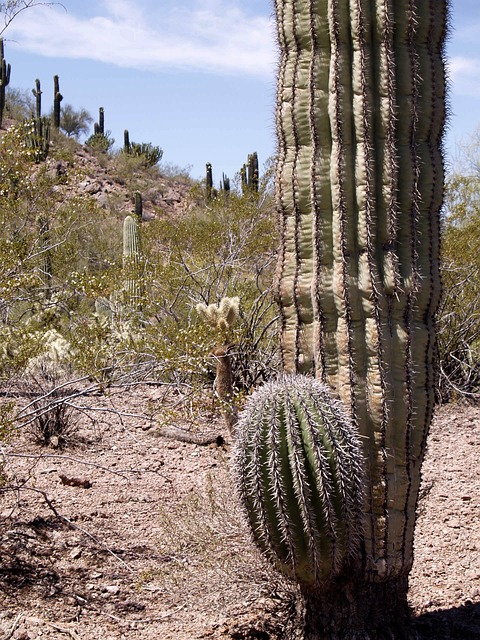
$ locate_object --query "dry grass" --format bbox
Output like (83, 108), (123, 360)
(145, 467), (302, 638)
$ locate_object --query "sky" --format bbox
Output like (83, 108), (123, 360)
(1, 0), (479, 184)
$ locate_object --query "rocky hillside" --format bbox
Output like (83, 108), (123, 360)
(69, 145), (194, 220)
(1, 117), (196, 220)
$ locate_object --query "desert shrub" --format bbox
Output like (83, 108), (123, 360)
(85, 131), (115, 153)
(5, 87), (35, 121)
(19, 329), (78, 446)
(125, 141), (163, 167)
(159, 161), (193, 181)
(137, 180), (280, 396)
(438, 170), (480, 401)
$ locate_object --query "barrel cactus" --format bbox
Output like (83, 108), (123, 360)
(235, 374), (364, 588)
(236, 0), (448, 636)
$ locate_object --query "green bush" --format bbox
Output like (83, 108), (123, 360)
(125, 141), (163, 167)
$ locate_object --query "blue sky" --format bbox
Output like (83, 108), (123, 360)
(2, 0), (479, 184)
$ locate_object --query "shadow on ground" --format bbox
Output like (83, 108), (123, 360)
(413, 601), (480, 639)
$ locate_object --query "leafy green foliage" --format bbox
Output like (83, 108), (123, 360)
(60, 103), (93, 139)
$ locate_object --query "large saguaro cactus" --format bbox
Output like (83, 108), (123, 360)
(238, 0), (448, 637)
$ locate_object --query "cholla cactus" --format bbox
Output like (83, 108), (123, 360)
(197, 297), (240, 434)
(25, 329), (74, 383)
(196, 296), (239, 337)
(235, 374), (364, 588)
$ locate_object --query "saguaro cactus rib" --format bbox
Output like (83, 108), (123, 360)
(274, 0), (447, 588)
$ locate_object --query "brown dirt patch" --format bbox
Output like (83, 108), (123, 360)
(1, 390), (479, 639)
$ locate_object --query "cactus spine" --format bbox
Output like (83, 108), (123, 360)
(53, 75), (63, 129)
(236, 0), (448, 635)
(236, 374), (364, 588)
(0, 38), (11, 128)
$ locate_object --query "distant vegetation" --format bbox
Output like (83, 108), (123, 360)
(0, 75), (279, 459)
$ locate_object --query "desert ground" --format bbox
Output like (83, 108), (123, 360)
(0, 386), (479, 639)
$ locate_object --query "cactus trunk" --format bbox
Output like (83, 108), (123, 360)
(272, 0), (447, 634)
(53, 75), (63, 129)
(122, 215), (143, 310)
(0, 38), (11, 129)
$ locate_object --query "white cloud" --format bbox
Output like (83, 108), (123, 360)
(448, 56), (480, 97)
(5, 0), (276, 77)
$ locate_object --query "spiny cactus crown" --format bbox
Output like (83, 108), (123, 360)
(235, 373), (365, 589)
(196, 296), (240, 335)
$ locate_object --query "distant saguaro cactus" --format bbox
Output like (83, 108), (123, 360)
(241, 152), (259, 195)
(98, 107), (104, 135)
(0, 38), (11, 128)
(134, 191), (143, 221)
(122, 215), (143, 310)
(53, 75), (63, 129)
(205, 162), (213, 200)
(124, 129), (130, 153)
(32, 78), (42, 119)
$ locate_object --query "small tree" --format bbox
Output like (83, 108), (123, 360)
(60, 103), (93, 139)
(0, 2), (59, 35)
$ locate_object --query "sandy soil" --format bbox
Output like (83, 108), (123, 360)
(0, 387), (479, 639)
